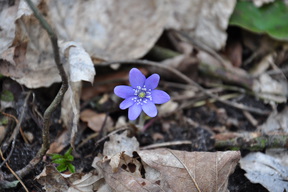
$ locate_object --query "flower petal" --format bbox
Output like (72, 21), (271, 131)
(142, 101), (157, 117)
(114, 85), (134, 99)
(151, 90), (170, 104)
(128, 104), (142, 120)
(119, 97), (136, 109)
(129, 68), (146, 88)
(145, 74), (159, 90)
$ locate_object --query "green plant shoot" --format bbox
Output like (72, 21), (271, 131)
(49, 147), (75, 173)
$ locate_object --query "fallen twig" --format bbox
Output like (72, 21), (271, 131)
(141, 141), (192, 150)
(0, 150), (28, 192)
(215, 133), (288, 150)
(4, 0), (68, 180)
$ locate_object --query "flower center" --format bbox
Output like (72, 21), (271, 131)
(132, 85), (153, 105)
(138, 92), (146, 98)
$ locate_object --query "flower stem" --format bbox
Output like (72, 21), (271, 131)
(137, 112), (146, 131)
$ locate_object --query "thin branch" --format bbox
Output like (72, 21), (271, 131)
(141, 141), (192, 150)
(0, 150), (29, 192)
(4, 0), (68, 180)
(98, 60), (271, 115)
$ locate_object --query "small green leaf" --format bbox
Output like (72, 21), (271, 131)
(67, 163), (76, 173)
(52, 158), (67, 165)
(50, 154), (64, 160)
(65, 154), (74, 161)
(230, 0), (288, 41)
(56, 164), (68, 172)
(0, 90), (14, 102)
(64, 147), (73, 157)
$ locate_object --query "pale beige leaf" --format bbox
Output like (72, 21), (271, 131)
(103, 131), (139, 157)
(259, 106), (288, 134)
(253, 73), (287, 103)
(60, 41), (96, 84)
(68, 173), (100, 192)
(166, 0), (236, 50)
(48, 0), (169, 60)
(240, 152), (288, 192)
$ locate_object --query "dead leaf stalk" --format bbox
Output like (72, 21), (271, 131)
(4, 0), (68, 180)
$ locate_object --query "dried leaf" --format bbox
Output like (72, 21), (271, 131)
(103, 131), (139, 157)
(36, 165), (101, 192)
(166, 0), (236, 50)
(138, 149), (240, 192)
(253, 73), (287, 103)
(259, 106), (288, 134)
(80, 109), (113, 132)
(240, 152), (288, 192)
(95, 158), (163, 192)
(60, 41), (96, 84)
(68, 172), (100, 192)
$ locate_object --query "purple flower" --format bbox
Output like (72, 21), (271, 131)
(114, 68), (170, 120)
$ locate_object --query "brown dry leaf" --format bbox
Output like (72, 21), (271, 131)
(90, 132), (240, 192)
(36, 165), (101, 192)
(80, 109), (113, 132)
(138, 149), (240, 192)
(48, 129), (69, 154)
(93, 149), (240, 192)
